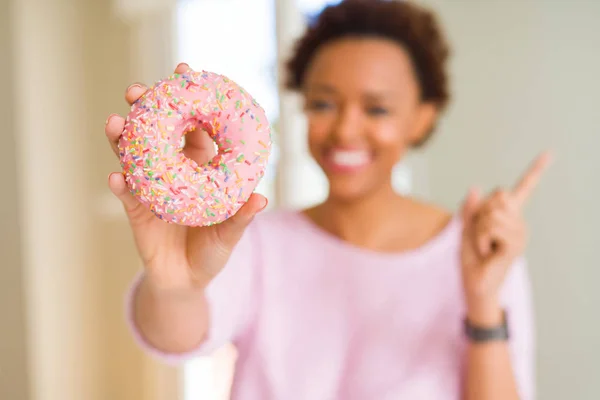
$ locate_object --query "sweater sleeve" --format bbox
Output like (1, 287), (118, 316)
(500, 257), (536, 400)
(124, 221), (261, 365)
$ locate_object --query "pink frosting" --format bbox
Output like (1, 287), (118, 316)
(119, 70), (271, 226)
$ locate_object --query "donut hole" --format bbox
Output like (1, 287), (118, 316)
(181, 122), (219, 166)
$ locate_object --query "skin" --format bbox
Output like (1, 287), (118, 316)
(105, 64), (267, 354)
(301, 38), (446, 252)
(105, 38), (551, 399)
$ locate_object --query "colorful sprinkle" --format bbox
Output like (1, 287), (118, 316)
(118, 70), (272, 227)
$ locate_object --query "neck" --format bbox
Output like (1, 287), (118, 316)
(313, 182), (408, 249)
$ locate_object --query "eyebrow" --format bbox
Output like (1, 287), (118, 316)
(306, 83), (395, 101)
(305, 83), (337, 94)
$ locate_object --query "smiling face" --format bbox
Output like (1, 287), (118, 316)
(303, 37), (437, 202)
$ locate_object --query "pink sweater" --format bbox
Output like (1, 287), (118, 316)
(126, 210), (535, 400)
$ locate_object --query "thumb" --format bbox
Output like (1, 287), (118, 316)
(216, 193), (268, 245)
(461, 187), (481, 226)
(108, 172), (142, 213)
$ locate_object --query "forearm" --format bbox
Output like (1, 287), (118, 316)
(133, 275), (210, 354)
(464, 301), (520, 400)
(465, 341), (519, 400)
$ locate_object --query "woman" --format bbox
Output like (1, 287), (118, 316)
(105, 1), (549, 399)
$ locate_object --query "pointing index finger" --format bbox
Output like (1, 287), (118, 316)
(512, 151), (553, 206)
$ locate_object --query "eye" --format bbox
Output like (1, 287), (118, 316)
(307, 100), (334, 111)
(366, 106), (388, 116)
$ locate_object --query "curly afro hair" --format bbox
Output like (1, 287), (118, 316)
(286, 0), (451, 143)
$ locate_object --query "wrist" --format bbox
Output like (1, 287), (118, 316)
(466, 297), (503, 327)
(142, 273), (207, 300)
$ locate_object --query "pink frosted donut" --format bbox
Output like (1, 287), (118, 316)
(118, 70), (272, 226)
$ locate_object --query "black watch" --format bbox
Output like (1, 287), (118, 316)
(463, 311), (509, 342)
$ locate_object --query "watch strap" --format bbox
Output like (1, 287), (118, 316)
(463, 311), (509, 342)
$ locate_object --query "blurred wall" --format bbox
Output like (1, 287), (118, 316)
(4, 0), (180, 398)
(419, 1), (600, 399)
(0, 0), (30, 398)
(90, 0), (182, 398)
(10, 0), (106, 398)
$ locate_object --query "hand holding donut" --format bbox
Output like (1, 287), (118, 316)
(460, 152), (552, 325)
(104, 63), (268, 292)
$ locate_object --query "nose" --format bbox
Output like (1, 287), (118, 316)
(332, 105), (363, 144)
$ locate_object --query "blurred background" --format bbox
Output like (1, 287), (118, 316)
(1, 0), (598, 399)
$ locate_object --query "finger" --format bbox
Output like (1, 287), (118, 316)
(216, 193), (268, 246)
(489, 223), (523, 249)
(492, 227), (525, 261)
(477, 235), (491, 259)
(488, 189), (513, 211)
(475, 198), (495, 223)
(174, 62), (192, 74)
(469, 194), (496, 256)
(478, 208), (518, 232)
(476, 199), (518, 234)
(182, 145), (216, 166)
(475, 208), (516, 256)
(477, 190), (516, 222)
(476, 220), (496, 259)
(512, 151), (553, 207)
(183, 128), (217, 165)
(461, 187), (482, 263)
(125, 83), (148, 106)
(185, 126), (215, 150)
(461, 187), (482, 229)
(124, 64), (192, 108)
(475, 199), (519, 258)
(108, 172), (142, 213)
(473, 228), (515, 294)
(105, 114), (126, 156)
(475, 218), (493, 258)
(479, 253), (511, 296)
(479, 224), (524, 290)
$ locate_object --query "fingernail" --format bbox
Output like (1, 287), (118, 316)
(105, 113), (119, 125)
(259, 197), (268, 212)
(126, 83), (144, 93)
(177, 62), (190, 70)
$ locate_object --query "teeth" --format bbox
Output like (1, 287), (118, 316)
(330, 150), (370, 167)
